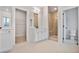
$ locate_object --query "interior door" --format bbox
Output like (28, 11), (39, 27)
(15, 9), (26, 43)
(63, 7), (78, 45)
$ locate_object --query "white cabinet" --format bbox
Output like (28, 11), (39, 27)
(0, 6), (14, 52)
(0, 29), (13, 52)
(0, 31), (2, 50)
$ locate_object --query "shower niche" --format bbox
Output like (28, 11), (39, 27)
(63, 7), (79, 45)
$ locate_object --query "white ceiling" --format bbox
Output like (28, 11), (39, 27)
(0, 6), (12, 12)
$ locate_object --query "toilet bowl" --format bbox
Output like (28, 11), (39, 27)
(70, 30), (76, 43)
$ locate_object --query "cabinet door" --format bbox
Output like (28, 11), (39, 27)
(1, 29), (12, 50)
(0, 31), (1, 49)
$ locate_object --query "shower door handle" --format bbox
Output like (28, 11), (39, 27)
(65, 27), (68, 29)
(63, 25), (67, 29)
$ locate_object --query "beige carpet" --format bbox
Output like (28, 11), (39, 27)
(9, 40), (79, 53)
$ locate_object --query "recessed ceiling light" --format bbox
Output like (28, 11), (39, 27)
(54, 8), (57, 11)
(6, 9), (9, 11)
(33, 7), (40, 12)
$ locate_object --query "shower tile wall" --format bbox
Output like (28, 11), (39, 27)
(48, 11), (58, 36)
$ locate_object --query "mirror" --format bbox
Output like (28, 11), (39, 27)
(2, 16), (10, 28)
(33, 13), (38, 28)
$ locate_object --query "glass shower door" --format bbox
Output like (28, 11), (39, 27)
(63, 7), (78, 45)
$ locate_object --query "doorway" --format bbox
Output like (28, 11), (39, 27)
(48, 6), (58, 42)
(15, 8), (27, 44)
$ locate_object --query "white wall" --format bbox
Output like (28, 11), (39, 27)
(39, 6), (49, 40)
(65, 8), (78, 33)
(30, 6), (49, 42)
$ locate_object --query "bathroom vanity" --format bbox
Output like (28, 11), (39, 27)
(0, 7), (14, 52)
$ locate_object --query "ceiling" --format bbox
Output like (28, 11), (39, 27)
(0, 6), (12, 12)
(48, 6), (58, 13)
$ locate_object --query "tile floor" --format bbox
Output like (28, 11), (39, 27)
(9, 39), (79, 53)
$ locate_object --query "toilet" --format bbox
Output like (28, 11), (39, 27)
(70, 30), (76, 43)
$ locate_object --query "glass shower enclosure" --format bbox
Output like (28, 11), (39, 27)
(63, 7), (78, 45)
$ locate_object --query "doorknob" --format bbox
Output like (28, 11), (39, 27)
(65, 27), (68, 29)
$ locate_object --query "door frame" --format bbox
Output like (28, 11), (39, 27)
(48, 7), (58, 42)
(15, 8), (27, 43)
(12, 7), (29, 45)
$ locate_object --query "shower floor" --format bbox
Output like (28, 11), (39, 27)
(49, 35), (58, 42)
